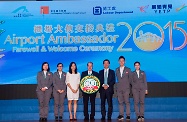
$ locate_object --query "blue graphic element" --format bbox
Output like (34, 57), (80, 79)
(12, 6), (29, 13)
(93, 6), (102, 15)
(0, 0), (187, 84)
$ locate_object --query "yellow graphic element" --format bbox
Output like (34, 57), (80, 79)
(133, 21), (164, 51)
(80, 75), (100, 94)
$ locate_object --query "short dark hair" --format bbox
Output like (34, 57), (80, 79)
(41, 62), (50, 71)
(134, 61), (140, 66)
(118, 56), (125, 61)
(69, 62), (77, 74)
(103, 59), (110, 64)
(87, 62), (93, 66)
(57, 63), (63, 71)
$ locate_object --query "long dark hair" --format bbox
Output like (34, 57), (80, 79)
(69, 62), (77, 74)
(41, 62), (50, 71)
(57, 63), (63, 71)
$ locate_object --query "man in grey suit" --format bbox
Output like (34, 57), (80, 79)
(132, 61), (148, 121)
(53, 63), (66, 121)
(36, 62), (53, 121)
(115, 56), (131, 121)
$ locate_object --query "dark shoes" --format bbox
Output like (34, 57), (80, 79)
(39, 118), (47, 121)
(137, 116), (141, 122)
(55, 116), (58, 121)
(101, 116), (105, 120)
(126, 116), (130, 121)
(141, 116), (145, 121)
(117, 115), (124, 121)
(84, 116), (89, 120)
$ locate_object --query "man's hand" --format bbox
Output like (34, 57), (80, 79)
(41, 88), (46, 92)
(103, 85), (109, 90)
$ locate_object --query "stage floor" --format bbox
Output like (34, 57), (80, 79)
(1, 120), (187, 122)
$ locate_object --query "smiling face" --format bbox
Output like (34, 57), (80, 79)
(43, 63), (48, 71)
(57, 64), (63, 71)
(119, 58), (125, 67)
(71, 63), (76, 72)
(104, 61), (110, 69)
(135, 63), (140, 70)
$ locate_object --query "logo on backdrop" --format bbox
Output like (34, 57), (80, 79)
(138, 5), (149, 13)
(176, 4), (187, 12)
(93, 6), (133, 15)
(12, 6), (33, 17)
(40, 6), (86, 15)
(152, 4), (172, 14)
(0, 21), (5, 35)
(0, 20), (5, 59)
(133, 21), (164, 51)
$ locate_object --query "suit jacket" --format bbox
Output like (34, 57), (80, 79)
(115, 66), (132, 91)
(36, 71), (53, 91)
(99, 69), (115, 94)
(53, 71), (66, 92)
(132, 70), (148, 91)
(81, 70), (99, 95)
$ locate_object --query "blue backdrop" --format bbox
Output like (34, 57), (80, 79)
(0, 0), (187, 84)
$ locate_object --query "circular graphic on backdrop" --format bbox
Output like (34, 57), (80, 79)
(80, 75), (100, 94)
(133, 21), (165, 51)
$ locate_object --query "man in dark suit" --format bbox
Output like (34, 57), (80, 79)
(81, 62), (99, 120)
(99, 59), (115, 120)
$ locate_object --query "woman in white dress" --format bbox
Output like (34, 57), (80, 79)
(66, 62), (80, 120)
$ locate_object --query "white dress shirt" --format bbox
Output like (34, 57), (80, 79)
(120, 66), (125, 77)
(136, 70), (140, 78)
(88, 71), (92, 75)
(59, 71), (62, 78)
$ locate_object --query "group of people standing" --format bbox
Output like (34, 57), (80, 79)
(36, 56), (148, 121)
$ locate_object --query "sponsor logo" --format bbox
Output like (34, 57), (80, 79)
(12, 6), (33, 17)
(40, 6), (86, 15)
(40, 6), (49, 14)
(0, 20), (5, 35)
(176, 4), (187, 12)
(93, 6), (133, 15)
(152, 4), (172, 14)
(138, 5), (149, 13)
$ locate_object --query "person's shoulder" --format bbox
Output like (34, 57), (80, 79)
(115, 67), (119, 71)
(77, 72), (80, 75)
(82, 71), (87, 74)
(62, 71), (66, 74)
(99, 69), (104, 73)
(109, 69), (115, 72)
(37, 71), (42, 75)
(125, 66), (131, 70)
(48, 72), (53, 75)
(140, 70), (145, 74)
(93, 70), (98, 74)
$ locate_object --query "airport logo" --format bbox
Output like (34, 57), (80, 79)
(0, 21), (5, 35)
(93, 6), (133, 15)
(12, 6), (33, 17)
(176, 4), (187, 12)
(152, 4), (172, 14)
(138, 5), (149, 13)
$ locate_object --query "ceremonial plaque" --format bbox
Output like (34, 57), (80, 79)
(80, 75), (100, 94)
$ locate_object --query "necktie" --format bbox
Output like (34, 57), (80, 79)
(88, 71), (91, 75)
(104, 70), (108, 84)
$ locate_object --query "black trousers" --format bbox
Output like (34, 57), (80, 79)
(100, 90), (113, 118)
(83, 93), (96, 118)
